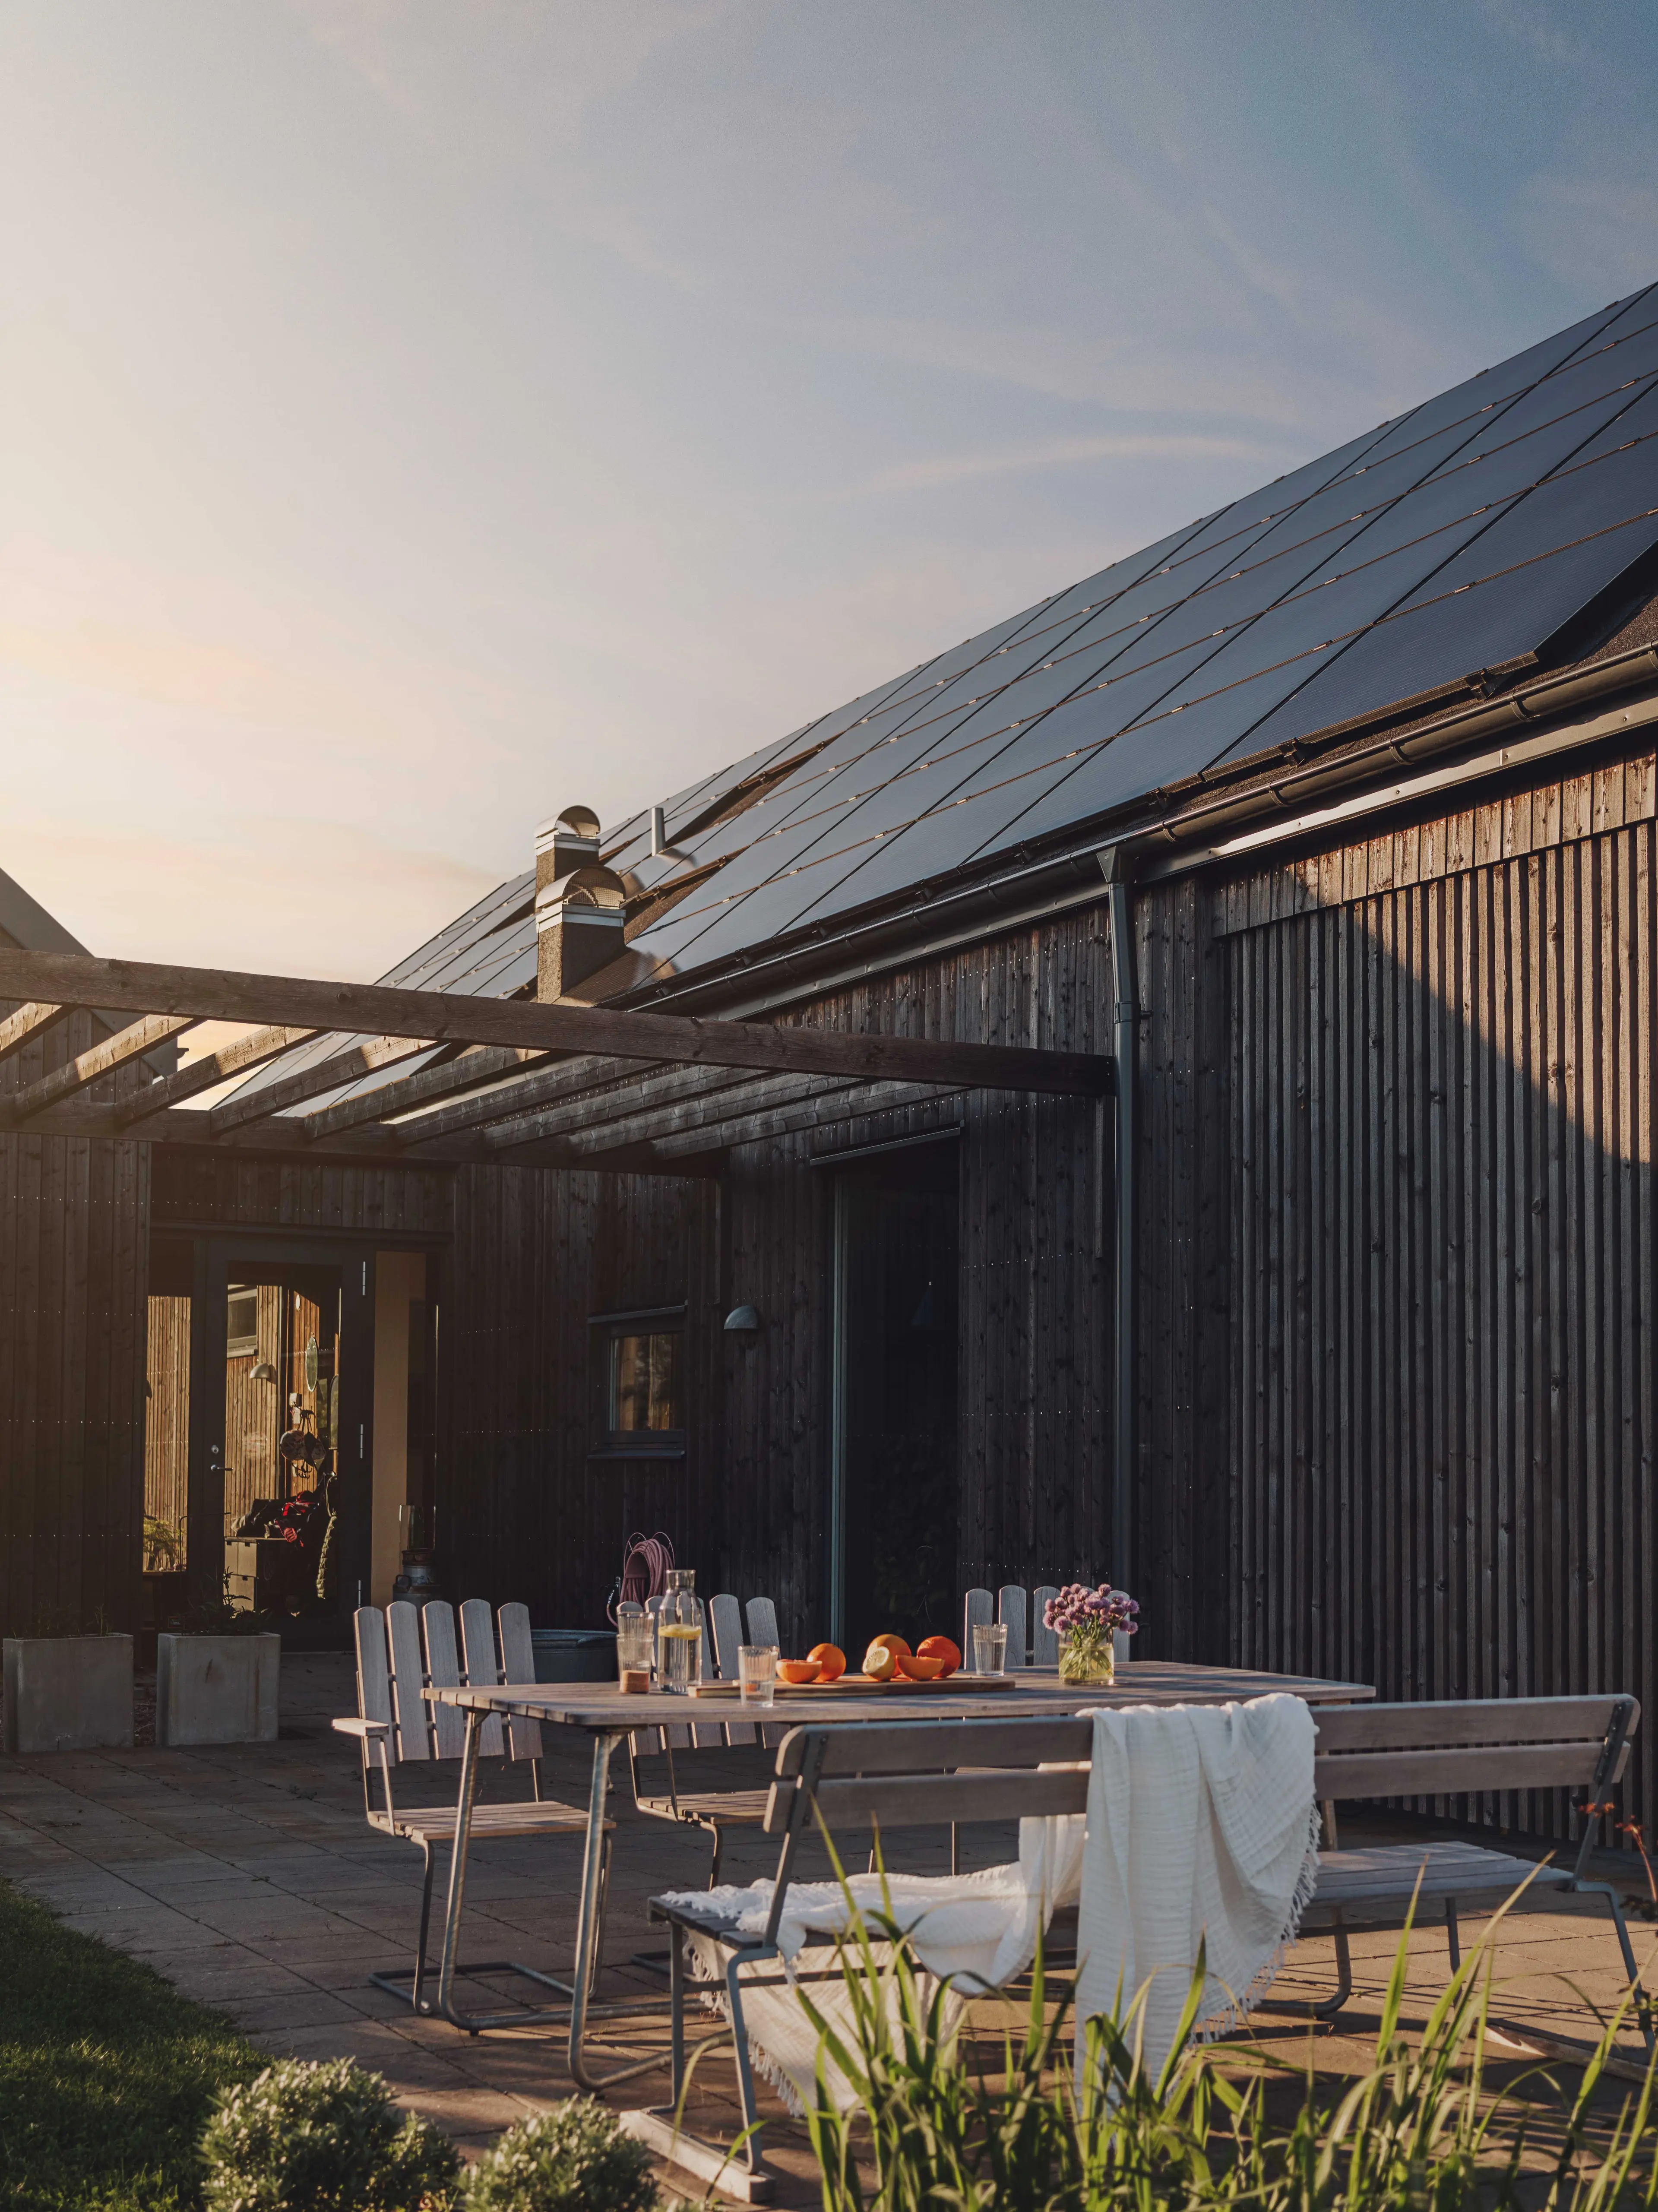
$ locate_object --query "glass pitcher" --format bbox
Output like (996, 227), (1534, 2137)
(658, 1567), (704, 1695)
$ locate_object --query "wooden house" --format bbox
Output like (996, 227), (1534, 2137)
(6, 283), (1658, 1838)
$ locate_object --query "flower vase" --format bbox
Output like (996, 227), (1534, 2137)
(1058, 1633), (1114, 1687)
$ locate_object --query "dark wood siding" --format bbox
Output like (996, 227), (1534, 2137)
(1191, 747), (1658, 1838)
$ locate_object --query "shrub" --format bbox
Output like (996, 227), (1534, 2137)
(462, 2101), (657, 2212)
(201, 2057), (459, 2212)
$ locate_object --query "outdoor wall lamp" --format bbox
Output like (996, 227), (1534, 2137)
(250, 1361), (278, 1383)
(723, 1305), (761, 1334)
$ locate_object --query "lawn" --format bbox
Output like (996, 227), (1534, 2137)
(0, 1880), (258, 2211)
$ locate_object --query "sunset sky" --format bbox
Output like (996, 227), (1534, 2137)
(5, 2), (1657, 978)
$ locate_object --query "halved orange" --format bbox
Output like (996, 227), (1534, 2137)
(776, 1658), (823, 1685)
(860, 1642), (900, 1682)
(916, 1635), (961, 1677)
(807, 1642), (846, 1682)
(896, 1653), (946, 1681)
(867, 1632), (912, 1660)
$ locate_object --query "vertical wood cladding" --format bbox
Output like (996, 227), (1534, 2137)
(1206, 751), (1658, 1837)
(0, 1130), (149, 1635)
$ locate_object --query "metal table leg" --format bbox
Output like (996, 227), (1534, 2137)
(568, 1730), (678, 2090)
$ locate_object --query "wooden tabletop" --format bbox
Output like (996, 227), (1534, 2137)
(428, 1659), (1374, 1731)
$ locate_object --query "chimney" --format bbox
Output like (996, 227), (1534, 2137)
(534, 808), (624, 1000)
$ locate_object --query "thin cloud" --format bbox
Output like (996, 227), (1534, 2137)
(848, 431), (1288, 498)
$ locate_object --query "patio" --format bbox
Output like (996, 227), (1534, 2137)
(0, 1653), (1652, 2205)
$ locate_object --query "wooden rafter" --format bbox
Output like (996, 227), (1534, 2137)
(381, 1053), (658, 1146)
(208, 1035), (434, 1135)
(0, 1000), (69, 1067)
(475, 1060), (769, 1150)
(648, 1079), (966, 1159)
(117, 1023), (315, 1125)
(302, 1044), (548, 1141)
(3, 1014), (195, 1128)
(490, 1069), (856, 1158)
(0, 950), (1112, 1099)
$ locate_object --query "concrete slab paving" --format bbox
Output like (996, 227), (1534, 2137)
(3, 1650), (1654, 2207)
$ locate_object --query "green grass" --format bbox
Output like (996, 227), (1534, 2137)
(0, 1880), (259, 2212)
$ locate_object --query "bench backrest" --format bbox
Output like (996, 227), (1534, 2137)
(353, 1600), (539, 1767)
(762, 1694), (1641, 1854)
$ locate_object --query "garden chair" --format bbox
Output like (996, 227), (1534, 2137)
(333, 1598), (612, 2032)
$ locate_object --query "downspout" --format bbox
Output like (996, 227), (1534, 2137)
(1099, 845), (1136, 1593)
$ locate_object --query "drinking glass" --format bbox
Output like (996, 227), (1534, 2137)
(738, 1645), (778, 1708)
(973, 1622), (1008, 1677)
(615, 1604), (652, 1682)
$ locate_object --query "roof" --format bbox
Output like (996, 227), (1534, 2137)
(233, 280), (1658, 1119)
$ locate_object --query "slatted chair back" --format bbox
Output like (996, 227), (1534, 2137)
(458, 1598), (508, 1756)
(997, 1585), (1028, 1668)
(421, 1601), (469, 1759)
(962, 1587), (993, 1664)
(710, 1593), (757, 1747)
(494, 1603), (545, 1761)
(1031, 1586), (1060, 1668)
(354, 1605), (396, 1736)
(743, 1596), (786, 1748)
(386, 1600), (434, 1759)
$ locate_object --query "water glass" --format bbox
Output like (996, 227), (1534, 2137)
(973, 1621), (1009, 1677)
(738, 1644), (778, 1707)
(615, 1605), (652, 1682)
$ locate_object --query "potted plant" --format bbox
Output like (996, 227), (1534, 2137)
(155, 1592), (280, 1748)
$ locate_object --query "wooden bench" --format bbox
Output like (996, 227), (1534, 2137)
(642, 1693), (1646, 2196)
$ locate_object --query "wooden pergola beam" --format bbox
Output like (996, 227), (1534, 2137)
(498, 1070), (857, 1159)
(477, 1060), (769, 1150)
(3, 1013), (196, 1128)
(302, 1044), (548, 1141)
(0, 1001), (69, 1067)
(384, 1053), (658, 1145)
(208, 1035), (434, 1135)
(648, 1079), (966, 1159)
(117, 1024), (316, 1126)
(0, 949), (1112, 1098)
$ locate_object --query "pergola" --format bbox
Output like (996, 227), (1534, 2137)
(0, 949), (1114, 1176)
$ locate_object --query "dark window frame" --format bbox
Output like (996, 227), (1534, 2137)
(588, 1303), (687, 1461)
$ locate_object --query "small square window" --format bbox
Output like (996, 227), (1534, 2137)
(592, 1306), (686, 1456)
(227, 1287), (258, 1359)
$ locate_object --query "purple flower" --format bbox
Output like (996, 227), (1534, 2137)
(1041, 1581), (1139, 1639)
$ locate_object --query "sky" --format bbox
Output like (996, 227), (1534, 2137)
(4, 1), (1658, 981)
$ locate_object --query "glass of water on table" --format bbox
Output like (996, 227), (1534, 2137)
(738, 1645), (778, 1708)
(973, 1621), (1008, 1677)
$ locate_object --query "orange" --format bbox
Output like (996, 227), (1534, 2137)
(860, 1642), (900, 1682)
(867, 1632), (912, 1660)
(896, 1653), (946, 1681)
(807, 1642), (846, 1682)
(776, 1658), (823, 1684)
(916, 1635), (961, 1677)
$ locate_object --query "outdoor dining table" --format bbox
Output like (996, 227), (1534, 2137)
(428, 1658), (1374, 2088)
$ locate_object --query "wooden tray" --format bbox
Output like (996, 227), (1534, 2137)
(689, 1672), (1017, 1698)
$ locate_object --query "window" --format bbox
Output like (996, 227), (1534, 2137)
(592, 1305), (686, 1456)
(226, 1287), (258, 1359)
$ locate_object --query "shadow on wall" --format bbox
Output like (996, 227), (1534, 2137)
(1216, 768), (1655, 1836)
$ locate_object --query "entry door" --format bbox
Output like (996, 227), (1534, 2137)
(829, 1141), (960, 1654)
(186, 1240), (376, 1633)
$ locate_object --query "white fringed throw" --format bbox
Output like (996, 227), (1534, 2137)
(1073, 1695), (1321, 2081)
(661, 1806), (1085, 2114)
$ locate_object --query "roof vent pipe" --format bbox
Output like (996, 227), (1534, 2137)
(650, 804), (668, 858)
(534, 813), (624, 999)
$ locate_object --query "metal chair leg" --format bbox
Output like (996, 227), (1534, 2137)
(725, 1954), (766, 2171)
(1579, 1881), (1655, 2054)
(1307, 1915), (1354, 2020)
(709, 1824), (725, 1888)
(411, 1839), (437, 2013)
(670, 1922), (687, 2104)
(1446, 1897), (1461, 1974)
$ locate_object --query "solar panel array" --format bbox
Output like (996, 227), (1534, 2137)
(231, 283), (1658, 1114)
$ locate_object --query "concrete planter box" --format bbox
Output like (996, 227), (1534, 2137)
(156, 1633), (280, 1747)
(3, 1634), (133, 1755)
